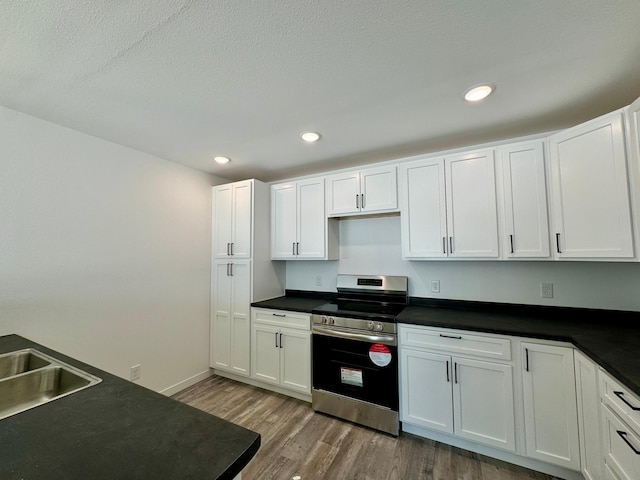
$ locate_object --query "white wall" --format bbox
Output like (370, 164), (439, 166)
(0, 105), (226, 393)
(286, 215), (640, 312)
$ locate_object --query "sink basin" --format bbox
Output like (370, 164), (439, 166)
(0, 349), (102, 420)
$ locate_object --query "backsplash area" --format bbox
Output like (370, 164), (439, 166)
(285, 215), (640, 311)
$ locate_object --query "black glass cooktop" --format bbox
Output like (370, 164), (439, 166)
(312, 301), (406, 321)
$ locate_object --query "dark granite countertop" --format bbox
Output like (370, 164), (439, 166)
(0, 334), (260, 480)
(251, 291), (640, 400)
(251, 290), (335, 313)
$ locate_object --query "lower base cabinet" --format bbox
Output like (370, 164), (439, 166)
(521, 342), (580, 470)
(400, 347), (515, 451)
(251, 308), (311, 395)
(400, 324), (583, 478)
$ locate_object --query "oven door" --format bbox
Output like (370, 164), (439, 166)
(312, 328), (398, 410)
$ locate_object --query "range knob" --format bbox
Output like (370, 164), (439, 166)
(374, 322), (384, 332)
(321, 316), (328, 324)
(367, 321), (375, 331)
(328, 317), (336, 325)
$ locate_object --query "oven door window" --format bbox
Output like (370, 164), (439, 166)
(312, 334), (398, 410)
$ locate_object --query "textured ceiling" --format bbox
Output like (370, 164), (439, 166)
(2, 0), (640, 182)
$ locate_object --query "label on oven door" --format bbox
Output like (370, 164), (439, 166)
(369, 343), (392, 367)
(340, 367), (363, 387)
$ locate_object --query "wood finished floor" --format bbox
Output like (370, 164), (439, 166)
(172, 375), (560, 480)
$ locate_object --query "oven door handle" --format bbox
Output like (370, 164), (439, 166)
(312, 325), (397, 346)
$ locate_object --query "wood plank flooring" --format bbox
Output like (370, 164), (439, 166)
(172, 375), (560, 480)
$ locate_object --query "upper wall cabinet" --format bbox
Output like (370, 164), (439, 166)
(548, 110), (634, 259)
(271, 178), (338, 260)
(399, 150), (499, 259)
(498, 141), (551, 259)
(212, 180), (253, 258)
(326, 165), (398, 217)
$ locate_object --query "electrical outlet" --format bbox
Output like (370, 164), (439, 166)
(315, 275), (323, 287)
(131, 364), (141, 381)
(540, 283), (554, 298)
(431, 280), (440, 293)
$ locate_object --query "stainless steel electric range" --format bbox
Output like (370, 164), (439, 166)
(311, 274), (408, 436)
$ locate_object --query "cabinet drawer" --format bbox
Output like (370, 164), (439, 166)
(252, 308), (310, 331)
(602, 370), (640, 432)
(399, 325), (511, 361)
(602, 404), (640, 480)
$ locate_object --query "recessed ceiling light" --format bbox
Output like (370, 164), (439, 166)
(300, 131), (321, 143)
(463, 84), (495, 103)
(214, 156), (231, 164)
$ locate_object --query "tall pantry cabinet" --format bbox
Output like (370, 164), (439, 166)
(210, 179), (284, 376)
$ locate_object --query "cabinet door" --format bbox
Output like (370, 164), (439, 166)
(400, 348), (453, 434)
(400, 158), (448, 258)
(297, 178), (326, 259)
(280, 329), (311, 394)
(548, 111), (633, 258)
(360, 165), (398, 213)
(231, 180), (252, 258)
(271, 183), (297, 259)
(211, 261), (232, 369)
(500, 142), (550, 258)
(326, 172), (361, 216)
(229, 261), (251, 376)
(251, 323), (280, 386)
(452, 357), (516, 452)
(212, 185), (233, 258)
(445, 150), (499, 258)
(521, 343), (580, 470)
(575, 350), (604, 480)
(601, 405), (640, 480)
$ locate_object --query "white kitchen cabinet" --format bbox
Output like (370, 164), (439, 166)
(399, 325), (515, 452)
(399, 150), (499, 259)
(271, 178), (338, 260)
(326, 165), (398, 216)
(521, 342), (580, 470)
(211, 260), (251, 376)
(251, 308), (311, 395)
(548, 110), (634, 259)
(574, 350), (603, 480)
(210, 180), (285, 376)
(212, 180), (253, 258)
(601, 403), (640, 480)
(498, 141), (551, 259)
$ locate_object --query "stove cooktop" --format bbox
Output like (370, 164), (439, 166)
(312, 301), (406, 322)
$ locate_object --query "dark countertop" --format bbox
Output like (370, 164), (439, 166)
(251, 290), (335, 313)
(0, 334), (260, 480)
(252, 291), (640, 399)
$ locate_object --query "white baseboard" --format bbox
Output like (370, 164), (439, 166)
(213, 369), (312, 403)
(160, 369), (213, 396)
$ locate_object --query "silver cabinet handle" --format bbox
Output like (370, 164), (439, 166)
(525, 348), (530, 372)
(229, 263), (233, 276)
(272, 313), (286, 317)
(296, 242), (300, 255)
(361, 193), (365, 209)
(226, 263), (230, 276)
(230, 242), (234, 255)
(449, 237), (453, 254)
(279, 333), (283, 349)
(356, 194), (359, 209)
(440, 334), (462, 340)
(443, 237), (446, 254)
(556, 233), (562, 253)
(446, 360), (450, 382)
(275, 332), (279, 348)
(227, 243), (230, 256)
(292, 242), (296, 255)
(454, 362), (458, 384)
(510, 234), (514, 254)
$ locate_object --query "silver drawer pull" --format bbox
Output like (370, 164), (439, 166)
(439, 334), (462, 340)
(272, 313), (287, 317)
(617, 430), (640, 455)
(614, 391), (640, 411)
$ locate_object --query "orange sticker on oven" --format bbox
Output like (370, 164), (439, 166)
(369, 343), (392, 367)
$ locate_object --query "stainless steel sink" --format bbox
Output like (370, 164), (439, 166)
(0, 349), (102, 420)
